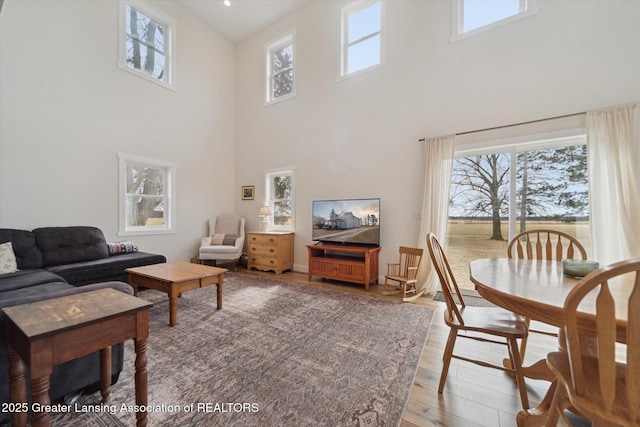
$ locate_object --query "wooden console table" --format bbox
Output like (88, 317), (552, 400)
(3, 288), (152, 427)
(307, 243), (381, 291)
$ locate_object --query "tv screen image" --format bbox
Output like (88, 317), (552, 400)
(312, 198), (380, 246)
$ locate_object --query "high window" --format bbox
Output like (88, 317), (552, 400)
(264, 167), (295, 232)
(119, 0), (176, 89)
(118, 153), (176, 236)
(446, 134), (590, 282)
(340, 0), (382, 78)
(451, 0), (536, 41)
(266, 32), (295, 104)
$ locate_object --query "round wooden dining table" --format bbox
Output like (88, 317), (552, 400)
(470, 258), (628, 343)
(469, 257), (630, 427)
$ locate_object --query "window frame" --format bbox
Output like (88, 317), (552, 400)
(118, 152), (177, 236)
(338, 0), (384, 80)
(265, 31), (296, 105)
(118, 0), (177, 91)
(452, 129), (588, 245)
(264, 166), (296, 232)
(451, 0), (537, 42)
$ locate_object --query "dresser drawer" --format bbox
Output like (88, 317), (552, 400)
(249, 254), (278, 268)
(248, 234), (279, 246)
(249, 244), (278, 256)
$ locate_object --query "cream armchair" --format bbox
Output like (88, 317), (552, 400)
(199, 214), (245, 270)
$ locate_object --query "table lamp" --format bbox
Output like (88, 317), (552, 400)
(258, 206), (272, 231)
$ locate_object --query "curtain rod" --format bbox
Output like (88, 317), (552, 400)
(418, 111), (586, 142)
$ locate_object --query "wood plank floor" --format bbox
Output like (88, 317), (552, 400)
(235, 266), (591, 427)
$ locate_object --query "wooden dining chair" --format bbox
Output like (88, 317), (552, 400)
(507, 229), (587, 360)
(382, 246), (424, 301)
(426, 233), (530, 410)
(507, 229), (587, 261)
(545, 257), (640, 426)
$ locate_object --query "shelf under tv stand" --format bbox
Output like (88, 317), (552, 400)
(306, 243), (381, 291)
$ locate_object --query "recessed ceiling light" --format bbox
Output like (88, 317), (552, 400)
(223, 0), (231, 6)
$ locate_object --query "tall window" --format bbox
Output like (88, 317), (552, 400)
(266, 32), (295, 104)
(265, 167), (295, 231)
(451, 0), (536, 41)
(118, 153), (176, 235)
(446, 136), (590, 283)
(340, 0), (382, 78)
(119, 0), (176, 89)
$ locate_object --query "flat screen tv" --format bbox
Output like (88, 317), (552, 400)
(312, 198), (380, 246)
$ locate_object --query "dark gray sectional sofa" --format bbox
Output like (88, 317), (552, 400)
(0, 226), (166, 423)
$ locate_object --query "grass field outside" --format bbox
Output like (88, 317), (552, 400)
(444, 219), (592, 289)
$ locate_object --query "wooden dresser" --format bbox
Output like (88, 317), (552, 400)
(247, 232), (294, 274)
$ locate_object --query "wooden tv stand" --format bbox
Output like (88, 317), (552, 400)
(307, 243), (381, 291)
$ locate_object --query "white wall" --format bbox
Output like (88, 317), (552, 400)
(0, 0), (236, 261)
(234, 0), (640, 276)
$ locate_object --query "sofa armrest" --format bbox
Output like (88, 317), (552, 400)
(201, 236), (212, 247)
(234, 235), (245, 251)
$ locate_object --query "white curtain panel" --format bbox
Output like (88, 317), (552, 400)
(587, 103), (640, 265)
(417, 135), (455, 296)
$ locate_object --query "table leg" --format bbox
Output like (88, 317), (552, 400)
(216, 274), (224, 310)
(134, 337), (148, 427)
(30, 375), (51, 427)
(8, 345), (27, 427)
(129, 274), (139, 297)
(100, 346), (112, 403)
(169, 295), (178, 326)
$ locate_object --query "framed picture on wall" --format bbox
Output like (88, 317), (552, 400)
(242, 185), (255, 200)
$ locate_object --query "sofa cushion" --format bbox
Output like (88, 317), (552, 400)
(0, 269), (66, 292)
(33, 226), (109, 267)
(0, 281), (73, 302)
(0, 242), (18, 274)
(0, 228), (43, 269)
(46, 251), (166, 286)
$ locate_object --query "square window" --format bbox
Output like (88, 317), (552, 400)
(119, 1), (176, 90)
(452, 0), (537, 41)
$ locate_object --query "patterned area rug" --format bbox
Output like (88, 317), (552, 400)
(49, 272), (433, 427)
(433, 288), (496, 307)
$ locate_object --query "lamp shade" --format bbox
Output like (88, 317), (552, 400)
(258, 206), (272, 217)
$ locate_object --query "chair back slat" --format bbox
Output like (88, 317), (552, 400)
(595, 282), (616, 412)
(398, 246), (423, 280)
(427, 234), (465, 326)
(508, 229), (587, 261)
(562, 259), (640, 424)
(627, 274), (640, 420)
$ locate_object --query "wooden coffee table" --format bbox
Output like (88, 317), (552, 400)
(126, 262), (227, 327)
(3, 288), (152, 427)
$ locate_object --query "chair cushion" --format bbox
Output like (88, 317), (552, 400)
(210, 234), (238, 246)
(215, 214), (241, 235)
(200, 245), (240, 255)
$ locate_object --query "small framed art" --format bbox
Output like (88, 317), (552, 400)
(242, 185), (255, 200)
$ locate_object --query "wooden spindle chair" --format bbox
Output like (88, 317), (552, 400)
(545, 257), (640, 426)
(382, 246), (424, 301)
(427, 233), (530, 410)
(507, 229), (587, 361)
